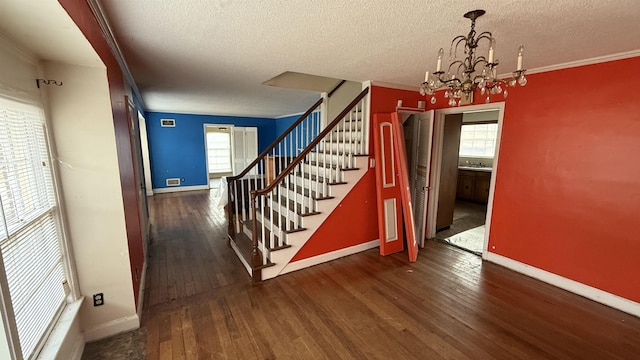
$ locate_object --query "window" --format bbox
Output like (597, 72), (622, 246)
(206, 131), (232, 173)
(0, 97), (68, 359)
(459, 123), (498, 157)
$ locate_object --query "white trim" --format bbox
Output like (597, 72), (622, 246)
(383, 199), (398, 242)
(83, 314), (140, 343)
(485, 252), (640, 318)
(152, 185), (209, 194)
(229, 239), (252, 276)
(369, 81), (420, 92)
(380, 123), (395, 188)
(281, 240), (379, 275)
(86, 0), (145, 108)
(67, 336), (84, 360)
(275, 111), (305, 119)
(136, 259), (148, 319)
(427, 102), (505, 245)
(520, 50), (640, 76)
(37, 298), (84, 360)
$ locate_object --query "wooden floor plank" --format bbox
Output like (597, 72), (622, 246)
(141, 190), (640, 359)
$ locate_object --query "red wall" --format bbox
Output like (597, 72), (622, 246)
(486, 57), (640, 303)
(291, 171), (378, 261)
(59, 0), (145, 305)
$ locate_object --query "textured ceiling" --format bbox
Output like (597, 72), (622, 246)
(4, 1), (640, 118)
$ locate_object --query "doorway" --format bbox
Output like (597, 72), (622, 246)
(204, 125), (233, 193)
(426, 103), (505, 258)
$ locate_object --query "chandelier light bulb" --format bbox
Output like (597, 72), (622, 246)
(436, 48), (444, 72)
(517, 45), (524, 71)
(488, 38), (496, 63)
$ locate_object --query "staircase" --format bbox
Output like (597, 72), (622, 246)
(226, 87), (370, 283)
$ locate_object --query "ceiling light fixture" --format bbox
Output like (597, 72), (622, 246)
(420, 9), (527, 106)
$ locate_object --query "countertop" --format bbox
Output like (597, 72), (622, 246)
(458, 166), (493, 173)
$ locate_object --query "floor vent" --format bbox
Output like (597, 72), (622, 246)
(166, 178), (180, 186)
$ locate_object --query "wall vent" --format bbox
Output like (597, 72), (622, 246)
(160, 118), (175, 127)
(166, 178), (181, 186)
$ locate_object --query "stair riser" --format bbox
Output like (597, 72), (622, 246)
(318, 142), (360, 154)
(308, 152), (358, 169)
(300, 162), (346, 180)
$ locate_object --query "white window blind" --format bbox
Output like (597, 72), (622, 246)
(459, 123), (498, 157)
(206, 131), (232, 173)
(0, 97), (67, 359)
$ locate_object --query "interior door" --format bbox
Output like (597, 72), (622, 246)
(232, 126), (258, 176)
(126, 97), (149, 247)
(412, 111), (435, 247)
(372, 114), (404, 256)
(244, 127), (258, 175)
(390, 112), (418, 262)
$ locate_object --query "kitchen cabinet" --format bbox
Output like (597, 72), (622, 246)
(456, 170), (476, 201)
(456, 169), (491, 204)
(474, 172), (491, 203)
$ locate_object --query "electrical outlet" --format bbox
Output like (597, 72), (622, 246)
(93, 293), (104, 306)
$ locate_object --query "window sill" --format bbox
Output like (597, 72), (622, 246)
(37, 297), (84, 360)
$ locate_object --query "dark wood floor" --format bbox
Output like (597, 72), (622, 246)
(142, 190), (640, 359)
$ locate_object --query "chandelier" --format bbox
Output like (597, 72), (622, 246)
(420, 9), (527, 106)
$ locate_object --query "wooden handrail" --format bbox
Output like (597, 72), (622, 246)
(226, 97), (324, 182)
(253, 87), (369, 197)
(327, 80), (347, 98)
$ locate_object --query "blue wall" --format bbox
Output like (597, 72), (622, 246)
(273, 113), (321, 156)
(145, 111), (277, 189)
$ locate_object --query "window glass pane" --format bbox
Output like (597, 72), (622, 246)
(459, 123), (498, 157)
(0, 98), (66, 359)
(206, 132), (232, 172)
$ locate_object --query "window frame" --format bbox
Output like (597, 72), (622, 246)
(458, 122), (499, 158)
(0, 93), (79, 360)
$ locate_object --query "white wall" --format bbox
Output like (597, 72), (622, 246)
(42, 61), (138, 341)
(326, 80), (363, 121)
(0, 33), (88, 359)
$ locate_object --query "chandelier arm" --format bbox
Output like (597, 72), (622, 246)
(476, 32), (493, 44)
(447, 60), (464, 76)
(473, 57), (487, 70)
(451, 36), (467, 60)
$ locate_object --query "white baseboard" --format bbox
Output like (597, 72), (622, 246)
(83, 314), (140, 342)
(485, 252), (640, 318)
(281, 239), (379, 275)
(152, 185), (209, 194)
(136, 259), (148, 319)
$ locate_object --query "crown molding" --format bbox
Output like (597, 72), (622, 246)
(500, 49), (640, 78)
(369, 81), (420, 92)
(86, 0), (145, 109)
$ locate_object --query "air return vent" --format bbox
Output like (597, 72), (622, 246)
(166, 178), (180, 186)
(160, 118), (175, 127)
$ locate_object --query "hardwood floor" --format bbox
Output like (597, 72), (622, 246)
(143, 190), (640, 359)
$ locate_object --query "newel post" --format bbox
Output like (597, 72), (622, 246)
(250, 191), (262, 283)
